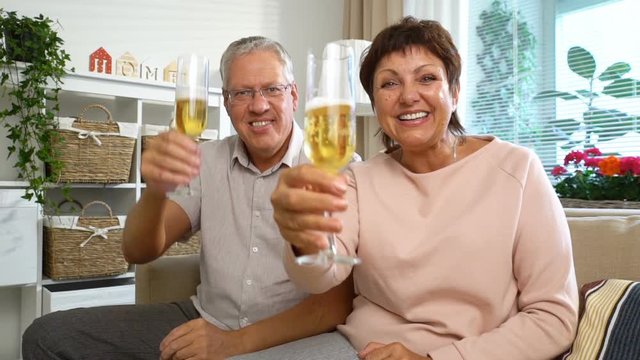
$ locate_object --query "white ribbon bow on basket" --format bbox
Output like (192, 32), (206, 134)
(77, 224), (123, 247)
(65, 200), (125, 248)
(75, 130), (123, 146)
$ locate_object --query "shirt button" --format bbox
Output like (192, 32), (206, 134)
(246, 279), (252, 286)
(254, 211), (260, 218)
(252, 246), (258, 253)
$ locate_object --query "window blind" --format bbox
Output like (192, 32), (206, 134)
(465, 0), (640, 175)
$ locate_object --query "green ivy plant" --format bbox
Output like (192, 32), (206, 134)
(0, 9), (73, 208)
(535, 46), (640, 150)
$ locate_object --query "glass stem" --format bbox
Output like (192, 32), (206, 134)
(325, 211), (338, 255)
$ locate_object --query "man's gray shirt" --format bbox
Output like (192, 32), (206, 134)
(170, 122), (309, 330)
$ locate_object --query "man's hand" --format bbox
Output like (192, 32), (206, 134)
(159, 318), (243, 360)
(142, 130), (201, 194)
(358, 342), (432, 360)
(271, 164), (349, 255)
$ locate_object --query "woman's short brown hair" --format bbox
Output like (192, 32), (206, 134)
(359, 16), (465, 151)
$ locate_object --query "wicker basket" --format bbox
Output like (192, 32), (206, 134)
(164, 231), (201, 256)
(43, 201), (129, 280)
(141, 124), (218, 152)
(560, 198), (640, 209)
(141, 125), (218, 183)
(52, 104), (137, 183)
(141, 124), (169, 152)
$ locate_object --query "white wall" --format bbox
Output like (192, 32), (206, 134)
(0, 0), (345, 182)
(2, 0), (345, 113)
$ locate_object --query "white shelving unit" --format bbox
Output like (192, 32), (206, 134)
(44, 72), (230, 211)
(0, 190), (41, 360)
(0, 71), (230, 359)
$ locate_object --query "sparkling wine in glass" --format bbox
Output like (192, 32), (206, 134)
(298, 42), (361, 266)
(174, 53), (209, 195)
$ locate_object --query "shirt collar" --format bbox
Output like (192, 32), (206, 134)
(280, 121), (304, 168)
(231, 121), (304, 175)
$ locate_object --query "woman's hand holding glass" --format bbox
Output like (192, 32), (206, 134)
(299, 42), (361, 266)
(271, 164), (350, 259)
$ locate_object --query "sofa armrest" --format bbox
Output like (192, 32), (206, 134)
(568, 215), (640, 287)
(135, 254), (200, 304)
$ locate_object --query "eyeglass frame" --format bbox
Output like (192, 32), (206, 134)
(224, 83), (293, 105)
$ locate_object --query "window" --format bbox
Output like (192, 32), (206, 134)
(465, 0), (640, 175)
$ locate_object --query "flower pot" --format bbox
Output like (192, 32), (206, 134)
(560, 198), (640, 209)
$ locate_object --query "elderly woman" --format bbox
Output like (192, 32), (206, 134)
(271, 17), (578, 360)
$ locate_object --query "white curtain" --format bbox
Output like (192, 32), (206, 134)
(403, 0), (468, 46)
(343, 0), (404, 40)
(404, 0), (469, 125)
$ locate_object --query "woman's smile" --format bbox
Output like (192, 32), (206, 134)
(398, 111), (429, 121)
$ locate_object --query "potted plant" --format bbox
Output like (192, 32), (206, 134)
(0, 8), (73, 208)
(535, 46), (640, 151)
(552, 147), (640, 208)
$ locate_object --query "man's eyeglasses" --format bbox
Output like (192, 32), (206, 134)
(225, 84), (292, 105)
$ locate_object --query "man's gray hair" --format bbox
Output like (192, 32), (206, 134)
(220, 36), (295, 88)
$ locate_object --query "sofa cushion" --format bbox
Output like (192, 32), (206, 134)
(135, 254), (200, 304)
(567, 215), (640, 287)
(562, 279), (640, 359)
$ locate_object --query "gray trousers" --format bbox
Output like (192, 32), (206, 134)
(22, 300), (357, 360)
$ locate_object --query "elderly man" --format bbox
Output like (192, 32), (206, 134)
(22, 36), (356, 360)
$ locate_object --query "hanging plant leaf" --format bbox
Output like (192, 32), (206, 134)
(0, 8), (73, 209)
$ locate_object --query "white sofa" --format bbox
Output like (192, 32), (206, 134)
(134, 210), (640, 358)
(135, 209), (640, 304)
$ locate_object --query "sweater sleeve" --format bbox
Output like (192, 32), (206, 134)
(283, 167), (359, 294)
(429, 152), (579, 360)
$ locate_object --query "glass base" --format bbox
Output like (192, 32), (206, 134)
(295, 249), (361, 266)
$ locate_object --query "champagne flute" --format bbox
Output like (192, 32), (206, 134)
(174, 53), (209, 196)
(297, 42), (362, 266)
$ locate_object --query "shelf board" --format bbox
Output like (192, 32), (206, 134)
(42, 271), (135, 286)
(55, 71), (223, 106)
(0, 181), (136, 189)
(47, 183), (137, 189)
(0, 181), (29, 188)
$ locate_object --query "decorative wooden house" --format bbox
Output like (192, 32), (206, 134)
(89, 47), (112, 74)
(115, 52), (138, 78)
(163, 60), (177, 83)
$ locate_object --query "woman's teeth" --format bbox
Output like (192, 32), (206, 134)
(398, 112), (428, 121)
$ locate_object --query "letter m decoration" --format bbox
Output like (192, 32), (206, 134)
(89, 47), (113, 74)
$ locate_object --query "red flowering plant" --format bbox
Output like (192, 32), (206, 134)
(552, 148), (640, 201)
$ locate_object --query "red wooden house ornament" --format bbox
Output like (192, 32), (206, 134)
(89, 47), (112, 74)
